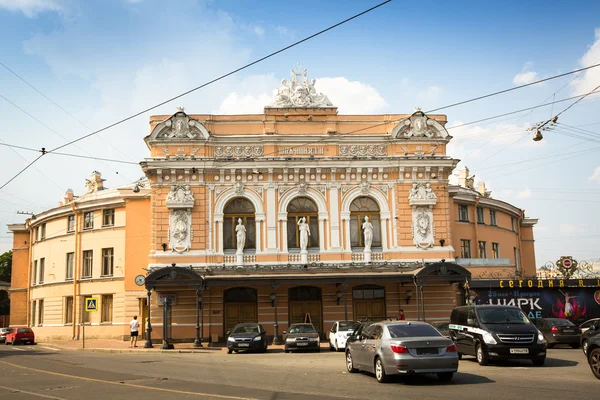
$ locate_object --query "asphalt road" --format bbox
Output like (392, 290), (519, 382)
(0, 344), (598, 400)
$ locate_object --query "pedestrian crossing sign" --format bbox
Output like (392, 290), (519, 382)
(85, 297), (98, 312)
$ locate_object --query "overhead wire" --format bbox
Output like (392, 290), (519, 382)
(0, 0), (393, 192)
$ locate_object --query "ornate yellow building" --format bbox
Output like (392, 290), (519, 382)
(8, 69), (537, 343)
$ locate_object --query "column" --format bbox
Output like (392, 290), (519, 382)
(329, 184), (342, 250)
(265, 183), (278, 253)
(279, 213), (288, 252)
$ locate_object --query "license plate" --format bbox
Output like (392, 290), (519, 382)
(238, 343), (249, 347)
(563, 329), (574, 333)
(510, 348), (529, 354)
(297, 342), (308, 346)
(417, 348), (439, 355)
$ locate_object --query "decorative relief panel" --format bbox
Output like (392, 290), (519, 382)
(392, 109), (450, 139)
(412, 206), (435, 249)
(339, 144), (388, 157)
(151, 109), (210, 141)
(408, 182), (437, 206)
(214, 145), (264, 158)
(166, 183), (195, 253)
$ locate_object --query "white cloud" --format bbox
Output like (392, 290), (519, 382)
(589, 166), (600, 183)
(218, 92), (273, 114)
(417, 86), (441, 102)
(313, 77), (387, 114)
(572, 28), (600, 96)
(0, 0), (63, 17)
(275, 25), (289, 36)
(513, 71), (537, 85)
(252, 26), (265, 37)
(517, 188), (532, 199)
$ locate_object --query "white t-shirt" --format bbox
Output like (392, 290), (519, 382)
(130, 319), (140, 332)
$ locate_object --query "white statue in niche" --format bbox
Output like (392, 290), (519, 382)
(362, 216), (374, 251)
(236, 218), (246, 253)
(298, 217), (311, 250)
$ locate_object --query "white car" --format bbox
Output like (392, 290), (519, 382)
(580, 318), (600, 334)
(329, 320), (360, 352)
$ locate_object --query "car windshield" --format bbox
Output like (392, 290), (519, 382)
(17, 328), (32, 333)
(232, 325), (260, 334)
(478, 308), (530, 324)
(338, 321), (360, 331)
(388, 324), (442, 338)
(288, 325), (315, 334)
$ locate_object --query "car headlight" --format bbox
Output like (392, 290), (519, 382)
(252, 336), (262, 342)
(286, 337), (294, 342)
(309, 337), (318, 341)
(482, 332), (497, 345)
(227, 337), (235, 342)
(537, 331), (546, 344)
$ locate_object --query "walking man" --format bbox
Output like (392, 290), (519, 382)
(130, 315), (140, 347)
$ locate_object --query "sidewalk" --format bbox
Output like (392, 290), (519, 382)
(37, 339), (228, 354)
(37, 339), (300, 354)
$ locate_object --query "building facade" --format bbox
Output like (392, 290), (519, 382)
(8, 69), (537, 342)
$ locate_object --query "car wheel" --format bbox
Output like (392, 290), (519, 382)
(457, 352), (463, 360)
(227, 348), (232, 354)
(11, 339), (16, 346)
(329, 341), (335, 351)
(335, 340), (339, 352)
(547, 343), (555, 349)
(374, 357), (389, 383)
(476, 343), (488, 366)
(588, 348), (600, 379)
(532, 358), (545, 366)
(346, 351), (358, 373)
(4, 340), (8, 346)
(284, 347), (289, 353)
(315, 347), (320, 353)
(437, 372), (453, 382)
(571, 344), (580, 349)
(583, 341), (589, 355)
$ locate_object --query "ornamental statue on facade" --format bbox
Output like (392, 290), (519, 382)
(166, 184), (195, 253)
(267, 65), (334, 108)
(407, 182), (437, 249)
(297, 216), (311, 264)
(362, 216), (374, 262)
(408, 182), (437, 203)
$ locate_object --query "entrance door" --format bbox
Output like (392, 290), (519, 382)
(224, 287), (258, 334)
(289, 286), (322, 335)
(352, 285), (386, 321)
(139, 298), (148, 339)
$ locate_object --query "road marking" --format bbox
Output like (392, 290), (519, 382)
(0, 384), (66, 399)
(40, 346), (61, 351)
(0, 360), (259, 400)
(11, 347), (25, 351)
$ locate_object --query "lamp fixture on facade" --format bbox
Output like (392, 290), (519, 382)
(269, 293), (276, 307)
(335, 290), (343, 305)
(439, 239), (445, 247)
(405, 289), (413, 304)
(161, 243), (167, 252)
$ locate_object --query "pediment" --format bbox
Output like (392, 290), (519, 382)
(392, 111), (450, 140)
(147, 109), (210, 141)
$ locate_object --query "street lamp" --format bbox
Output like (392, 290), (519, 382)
(194, 288), (202, 347)
(143, 289), (153, 348)
(271, 283), (282, 345)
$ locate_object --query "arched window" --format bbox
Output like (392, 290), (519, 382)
(287, 197), (319, 249)
(223, 198), (255, 250)
(350, 197), (381, 248)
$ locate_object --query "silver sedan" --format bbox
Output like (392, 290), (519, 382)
(345, 321), (459, 383)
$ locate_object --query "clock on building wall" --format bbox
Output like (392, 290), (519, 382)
(135, 275), (146, 286)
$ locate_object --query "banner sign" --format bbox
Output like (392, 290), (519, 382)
(469, 286), (600, 323)
(470, 278), (600, 289)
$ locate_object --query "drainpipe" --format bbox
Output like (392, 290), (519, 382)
(413, 276), (420, 321)
(27, 221), (33, 327)
(71, 202), (81, 340)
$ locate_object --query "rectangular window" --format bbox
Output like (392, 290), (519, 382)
(66, 252), (74, 280)
(490, 210), (497, 226)
(38, 299), (44, 325)
(83, 211), (94, 230)
(492, 243), (500, 258)
(458, 205), (469, 222)
(65, 297), (74, 324)
(478, 241), (487, 258)
(511, 217), (518, 232)
(476, 207), (485, 224)
(41, 223), (46, 240)
(31, 301), (36, 326)
(514, 247), (520, 271)
(102, 209), (115, 227)
(460, 239), (471, 258)
(82, 250), (93, 278)
(33, 260), (38, 285)
(101, 248), (114, 276)
(101, 295), (113, 323)
(35, 226), (40, 242)
(39, 258), (45, 284)
(67, 215), (75, 232)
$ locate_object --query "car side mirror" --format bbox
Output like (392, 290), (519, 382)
(226, 331), (230, 336)
(591, 324), (597, 331)
(282, 331), (287, 335)
(467, 318), (476, 326)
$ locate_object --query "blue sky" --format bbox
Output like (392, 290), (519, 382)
(1, 0), (599, 267)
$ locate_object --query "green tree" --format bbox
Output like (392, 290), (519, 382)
(0, 250), (11, 283)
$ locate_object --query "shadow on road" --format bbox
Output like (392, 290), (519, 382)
(461, 356), (580, 368)
(354, 371), (494, 385)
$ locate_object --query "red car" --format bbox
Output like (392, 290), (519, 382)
(4, 327), (35, 345)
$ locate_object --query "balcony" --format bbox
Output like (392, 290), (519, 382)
(351, 252), (384, 262)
